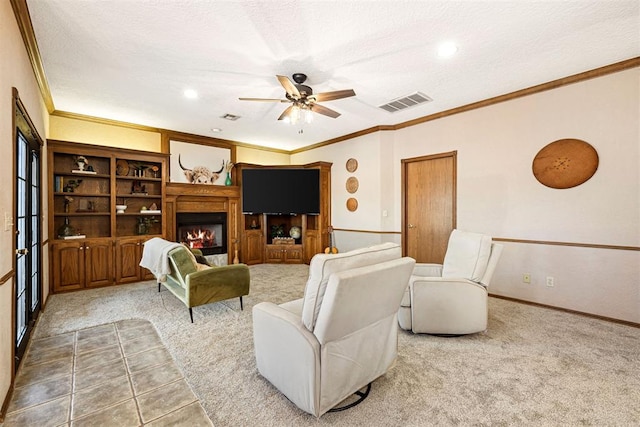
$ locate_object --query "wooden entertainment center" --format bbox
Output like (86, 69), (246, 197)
(235, 162), (332, 265)
(47, 140), (331, 293)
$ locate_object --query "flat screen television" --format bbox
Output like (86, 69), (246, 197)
(242, 168), (320, 215)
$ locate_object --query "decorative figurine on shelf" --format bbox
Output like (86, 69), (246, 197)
(131, 180), (147, 194)
(150, 165), (159, 178)
(63, 179), (82, 193)
(74, 155), (88, 172)
(63, 196), (73, 213)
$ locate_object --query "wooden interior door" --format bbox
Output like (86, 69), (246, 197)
(402, 151), (456, 263)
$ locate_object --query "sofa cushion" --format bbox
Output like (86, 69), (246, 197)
(301, 242), (401, 331)
(441, 230), (492, 282)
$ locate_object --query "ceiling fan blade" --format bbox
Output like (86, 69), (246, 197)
(310, 103), (341, 118)
(312, 89), (356, 102)
(239, 97), (289, 102)
(277, 75), (301, 98)
(277, 105), (295, 121)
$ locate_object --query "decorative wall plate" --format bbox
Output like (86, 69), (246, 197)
(346, 197), (358, 212)
(532, 139), (598, 189)
(346, 176), (359, 194)
(346, 158), (358, 173)
(116, 159), (130, 176)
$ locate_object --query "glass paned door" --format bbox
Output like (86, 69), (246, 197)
(15, 130), (41, 368)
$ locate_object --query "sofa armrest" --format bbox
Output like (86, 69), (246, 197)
(412, 263), (443, 277)
(409, 277), (488, 334)
(253, 302), (320, 416)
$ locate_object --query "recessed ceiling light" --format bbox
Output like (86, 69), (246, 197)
(211, 128), (222, 133)
(437, 41), (458, 58)
(184, 89), (198, 99)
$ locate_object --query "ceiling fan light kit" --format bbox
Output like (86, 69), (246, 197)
(240, 73), (356, 125)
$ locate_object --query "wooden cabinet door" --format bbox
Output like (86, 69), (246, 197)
(139, 239), (155, 280)
(304, 231), (319, 264)
(264, 245), (284, 263)
(116, 238), (142, 284)
(52, 241), (85, 292)
(244, 230), (264, 265)
(85, 239), (114, 288)
(284, 246), (303, 264)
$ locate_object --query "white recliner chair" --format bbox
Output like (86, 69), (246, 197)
(398, 230), (503, 335)
(253, 243), (415, 418)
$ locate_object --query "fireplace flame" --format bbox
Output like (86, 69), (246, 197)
(184, 228), (215, 249)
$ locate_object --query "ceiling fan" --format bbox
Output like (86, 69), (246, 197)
(239, 73), (356, 123)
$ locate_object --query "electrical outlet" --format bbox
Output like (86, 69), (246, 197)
(523, 273), (531, 284)
(546, 276), (555, 287)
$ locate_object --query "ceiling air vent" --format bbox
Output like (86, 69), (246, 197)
(378, 92), (432, 113)
(221, 113), (241, 121)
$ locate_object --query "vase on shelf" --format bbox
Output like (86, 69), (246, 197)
(57, 217), (75, 238)
(225, 172), (232, 186)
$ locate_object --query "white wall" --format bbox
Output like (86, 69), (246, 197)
(293, 67), (640, 323)
(293, 131), (405, 252)
(1, 1), (49, 410)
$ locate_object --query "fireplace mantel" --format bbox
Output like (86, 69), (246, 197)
(165, 183), (241, 263)
(166, 183), (240, 198)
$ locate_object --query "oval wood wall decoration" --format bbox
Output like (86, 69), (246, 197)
(346, 197), (358, 212)
(532, 139), (599, 189)
(116, 159), (130, 176)
(346, 158), (358, 173)
(346, 176), (359, 193)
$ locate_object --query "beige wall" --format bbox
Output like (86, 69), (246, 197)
(1, 1), (49, 411)
(236, 145), (290, 165)
(49, 115), (290, 166)
(49, 115), (162, 152)
(293, 68), (640, 323)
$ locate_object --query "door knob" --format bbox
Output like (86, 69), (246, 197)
(408, 224), (416, 229)
(15, 248), (29, 255)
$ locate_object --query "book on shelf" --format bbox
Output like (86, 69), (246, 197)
(60, 234), (86, 240)
(72, 170), (97, 175)
(54, 176), (63, 192)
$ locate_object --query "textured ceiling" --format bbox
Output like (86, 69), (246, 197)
(27, 0), (639, 151)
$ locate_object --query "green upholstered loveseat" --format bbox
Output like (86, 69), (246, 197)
(161, 245), (250, 322)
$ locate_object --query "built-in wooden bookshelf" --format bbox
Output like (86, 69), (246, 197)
(47, 140), (168, 293)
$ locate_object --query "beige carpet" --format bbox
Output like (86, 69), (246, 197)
(32, 264), (640, 426)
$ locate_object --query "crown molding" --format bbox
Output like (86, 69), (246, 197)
(293, 57), (640, 153)
(10, 0), (54, 112)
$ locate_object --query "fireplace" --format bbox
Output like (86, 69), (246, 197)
(176, 212), (227, 256)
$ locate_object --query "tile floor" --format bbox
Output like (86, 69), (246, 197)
(2, 319), (213, 426)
